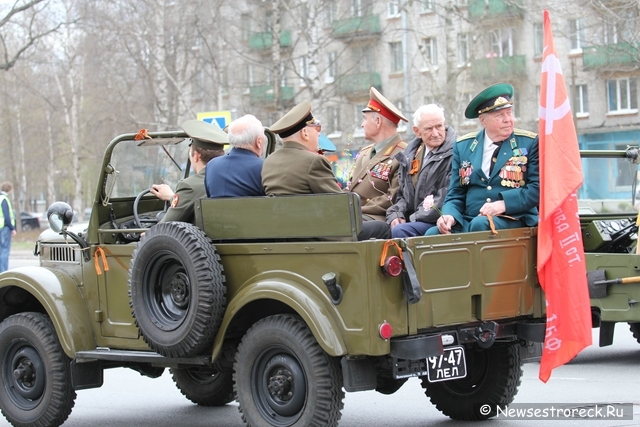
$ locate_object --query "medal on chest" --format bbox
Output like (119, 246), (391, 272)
(459, 160), (472, 186)
(370, 160), (393, 181)
(499, 152), (528, 188)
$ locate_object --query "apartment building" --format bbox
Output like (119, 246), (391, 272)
(216, 0), (640, 169)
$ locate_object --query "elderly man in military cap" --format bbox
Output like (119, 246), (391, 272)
(427, 82), (539, 235)
(346, 87), (408, 221)
(263, 101), (391, 240)
(151, 120), (228, 223)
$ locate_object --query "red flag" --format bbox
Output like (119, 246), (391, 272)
(537, 10), (592, 382)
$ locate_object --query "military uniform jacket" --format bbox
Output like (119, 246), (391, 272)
(160, 169), (206, 224)
(442, 128), (539, 229)
(347, 134), (406, 221)
(386, 126), (456, 225)
(262, 141), (341, 196)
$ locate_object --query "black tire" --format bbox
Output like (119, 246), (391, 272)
(22, 224), (32, 232)
(375, 376), (407, 395)
(0, 312), (76, 427)
(422, 344), (522, 421)
(629, 322), (640, 343)
(234, 314), (344, 427)
(129, 222), (226, 358)
(171, 366), (235, 406)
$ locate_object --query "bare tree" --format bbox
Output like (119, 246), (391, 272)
(0, 0), (63, 71)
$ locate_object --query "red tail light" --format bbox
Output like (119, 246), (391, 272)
(382, 256), (403, 277)
(379, 322), (393, 340)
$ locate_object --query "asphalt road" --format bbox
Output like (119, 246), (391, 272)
(1, 254), (639, 427)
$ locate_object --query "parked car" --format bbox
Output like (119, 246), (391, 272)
(20, 211), (41, 231)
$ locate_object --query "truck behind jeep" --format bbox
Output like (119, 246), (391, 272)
(0, 130), (547, 427)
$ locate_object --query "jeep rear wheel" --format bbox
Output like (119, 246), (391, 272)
(422, 344), (522, 420)
(629, 322), (640, 343)
(129, 222), (226, 358)
(234, 314), (344, 427)
(0, 312), (76, 427)
(171, 366), (235, 406)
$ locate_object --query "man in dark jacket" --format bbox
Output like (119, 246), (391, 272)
(386, 104), (456, 237)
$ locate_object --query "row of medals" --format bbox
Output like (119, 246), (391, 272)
(499, 156), (528, 188)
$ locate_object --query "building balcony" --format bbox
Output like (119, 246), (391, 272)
(468, 0), (524, 20)
(582, 43), (640, 70)
(334, 72), (382, 98)
(248, 30), (292, 50)
(470, 55), (526, 80)
(249, 85), (294, 104)
(332, 15), (381, 39)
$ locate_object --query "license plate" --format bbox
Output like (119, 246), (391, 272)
(426, 346), (467, 383)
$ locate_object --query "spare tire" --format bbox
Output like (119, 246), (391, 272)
(129, 222), (226, 357)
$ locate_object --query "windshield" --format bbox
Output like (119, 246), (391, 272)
(579, 155), (639, 215)
(107, 138), (191, 199)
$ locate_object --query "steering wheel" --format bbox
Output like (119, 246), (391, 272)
(133, 188), (169, 228)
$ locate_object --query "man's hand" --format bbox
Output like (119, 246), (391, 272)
(150, 184), (174, 202)
(478, 200), (506, 217)
(11, 230), (16, 237)
(436, 215), (455, 234)
(390, 218), (406, 229)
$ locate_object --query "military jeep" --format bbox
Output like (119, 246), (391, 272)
(580, 147), (640, 346)
(0, 130), (546, 427)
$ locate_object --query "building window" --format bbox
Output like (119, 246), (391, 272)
(245, 64), (254, 87)
(327, 106), (341, 136)
(458, 33), (469, 65)
(489, 28), (514, 57)
(353, 46), (375, 72)
(353, 0), (372, 17)
(388, 0), (400, 17)
(325, 2), (336, 25)
(300, 57), (309, 86)
(569, 18), (584, 52)
(390, 42), (403, 73)
(602, 19), (632, 45)
(573, 84), (589, 116)
(241, 14), (251, 41)
(607, 78), (638, 113)
(420, 0), (434, 13)
(422, 37), (437, 67)
(533, 23), (543, 57)
(326, 51), (337, 83)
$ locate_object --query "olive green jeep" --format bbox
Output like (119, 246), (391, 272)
(580, 147), (640, 346)
(0, 131), (546, 427)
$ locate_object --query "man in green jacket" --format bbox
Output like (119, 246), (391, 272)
(0, 182), (16, 272)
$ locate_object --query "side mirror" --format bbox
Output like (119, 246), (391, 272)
(47, 202), (75, 233)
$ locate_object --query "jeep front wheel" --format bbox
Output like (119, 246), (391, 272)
(629, 322), (640, 343)
(234, 314), (344, 427)
(0, 312), (76, 427)
(129, 222), (226, 358)
(171, 366), (235, 406)
(422, 344), (522, 420)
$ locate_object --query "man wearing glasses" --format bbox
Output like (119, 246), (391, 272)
(262, 101), (339, 195)
(263, 101), (390, 240)
(346, 87), (408, 221)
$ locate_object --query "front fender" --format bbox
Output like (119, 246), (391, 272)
(0, 267), (95, 358)
(211, 278), (347, 361)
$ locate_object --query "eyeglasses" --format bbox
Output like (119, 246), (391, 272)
(306, 119), (322, 132)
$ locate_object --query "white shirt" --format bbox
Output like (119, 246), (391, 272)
(481, 133), (498, 177)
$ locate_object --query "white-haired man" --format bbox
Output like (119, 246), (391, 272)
(386, 104), (456, 237)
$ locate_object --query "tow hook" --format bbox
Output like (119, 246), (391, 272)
(474, 321), (497, 348)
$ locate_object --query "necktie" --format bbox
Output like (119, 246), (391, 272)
(489, 142), (502, 175)
(370, 147), (376, 159)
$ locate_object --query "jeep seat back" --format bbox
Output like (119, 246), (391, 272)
(195, 193), (362, 241)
